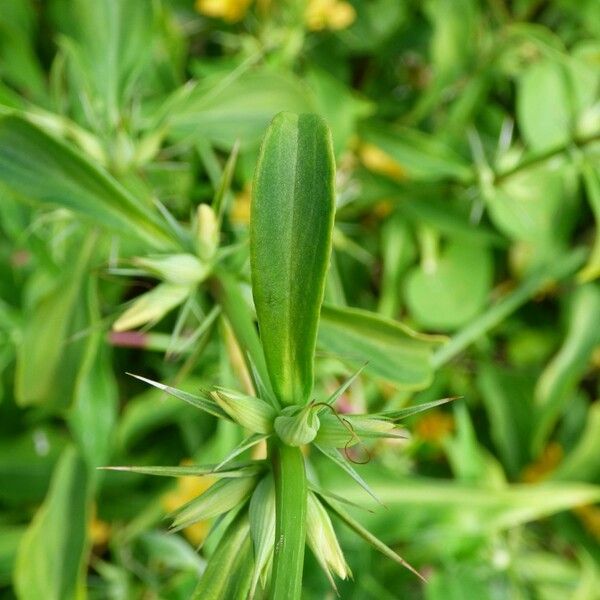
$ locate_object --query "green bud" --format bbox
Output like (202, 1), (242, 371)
(274, 404), (320, 447)
(113, 283), (190, 332)
(133, 254), (210, 286)
(212, 388), (276, 434)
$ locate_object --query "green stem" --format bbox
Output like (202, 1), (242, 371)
(432, 248), (586, 368)
(270, 443), (307, 600)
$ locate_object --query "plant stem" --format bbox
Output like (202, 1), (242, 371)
(270, 443), (307, 600)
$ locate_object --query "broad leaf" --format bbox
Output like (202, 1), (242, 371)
(319, 304), (445, 391)
(251, 112), (335, 405)
(14, 447), (89, 600)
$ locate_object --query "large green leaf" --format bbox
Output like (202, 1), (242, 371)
(170, 71), (313, 150)
(15, 234), (95, 406)
(251, 112), (335, 406)
(0, 116), (175, 249)
(404, 240), (493, 331)
(14, 447), (89, 600)
(319, 304), (445, 391)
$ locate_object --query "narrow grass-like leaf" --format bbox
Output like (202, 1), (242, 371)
(319, 495), (425, 582)
(213, 433), (270, 472)
(127, 374), (229, 420)
(170, 476), (256, 532)
(319, 304), (445, 391)
(306, 492), (351, 592)
(14, 447), (90, 599)
(0, 116), (175, 249)
(533, 284), (600, 451)
(249, 475), (276, 598)
(191, 514), (254, 600)
(212, 271), (276, 404)
(314, 443), (382, 506)
(377, 396), (457, 421)
(251, 112), (335, 406)
(213, 140), (239, 223)
(319, 363), (367, 412)
(100, 462), (263, 478)
(578, 164), (600, 282)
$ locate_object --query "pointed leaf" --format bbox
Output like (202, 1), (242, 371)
(377, 396), (457, 421)
(314, 443), (382, 506)
(191, 515), (254, 600)
(101, 462), (263, 479)
(248, 475), (276, 598)
(171, 476), (257, 532)
(213, 433), (270, 472)
(306, 492), (351, 591)
(127, 374), (229, 420)
(319, 495), (425, 582)
(251, 112), (335, 406)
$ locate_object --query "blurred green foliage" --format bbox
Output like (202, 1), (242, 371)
(0, 0), (599, 598)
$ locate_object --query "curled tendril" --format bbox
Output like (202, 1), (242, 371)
(311, 402), (371, 465)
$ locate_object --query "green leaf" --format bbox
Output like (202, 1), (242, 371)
(319, 304), (445, 391)
(517, 59), (572, 151)
(170, 71), (313, 150)
(578, 164), (600, 282)
(319, 494), (424, 582)
(14, 447), (90, 600)
(69, 279), (117, 473)
(251, 112), (335, 406)
(0, 116), (175, 249)
(314, 443), (382, 506)
(550, 403), (600, 482)
(15, 234), (95, 406)
(213, 433), (271, 472)
(360, 123), (472, 182)
(102, 461), (264, 479)
(534, 283), (600, 451)
(127, 374), (230, 421)
(378, 397), (456, 421)
(404, 240), (493, 331)
(306, 492), (351, 591)
(192, 515), (254, 600)
(432, 248), (587, 367)
(249, 475), (276, 598)
(171, 476), (257, 532)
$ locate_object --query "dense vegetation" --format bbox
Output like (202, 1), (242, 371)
(0, 0), (599, 598)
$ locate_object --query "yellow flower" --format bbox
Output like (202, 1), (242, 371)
(305, 0), (356, 32)
(415, 411), (454, 444)
(195, 0), (252, 23)
(521, 442), (563, 483)
(89, 514), (111, 548)
(162, 461), (216, 546)
(359, 143), (407, 181)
